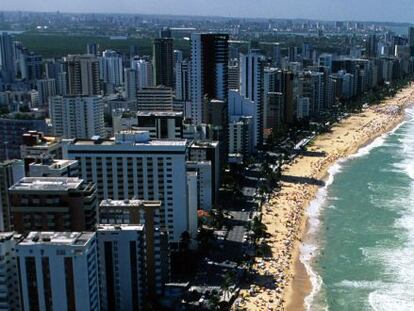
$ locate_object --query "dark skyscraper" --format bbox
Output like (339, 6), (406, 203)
(0, 32), (15, 83)
(409, 27), (414, 56)
(153, 38), (173, 88)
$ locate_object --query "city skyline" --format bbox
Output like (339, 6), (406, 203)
(1, 0), (414, 23)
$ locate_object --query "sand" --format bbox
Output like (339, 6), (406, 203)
(234, 84), (414, 311)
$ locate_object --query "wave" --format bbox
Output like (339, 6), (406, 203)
(301, 116), (410, 311)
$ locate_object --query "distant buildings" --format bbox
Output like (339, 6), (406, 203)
(49, 95), (105, 139)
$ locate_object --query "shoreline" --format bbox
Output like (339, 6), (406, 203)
(236, 83), (414, 311)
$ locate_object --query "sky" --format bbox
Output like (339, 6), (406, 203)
(1, 0), (414, 23)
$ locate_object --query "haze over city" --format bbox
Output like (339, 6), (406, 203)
(1, 0), (414, 22)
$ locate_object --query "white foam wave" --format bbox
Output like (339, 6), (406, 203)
(301, 116), (409, 311)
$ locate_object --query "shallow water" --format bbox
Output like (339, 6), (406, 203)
(302, 108), (414, 311)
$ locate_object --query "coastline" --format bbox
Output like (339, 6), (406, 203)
(237, 83), (414, 311)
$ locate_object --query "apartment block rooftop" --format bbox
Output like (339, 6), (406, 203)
(67, 131), (188, 149)
(100, 199), (162, 208)
(136, 111), (183, 118)
(9, 177), (83, 192)
(97, 224), (145, 232)
(19, 231), (95, 246)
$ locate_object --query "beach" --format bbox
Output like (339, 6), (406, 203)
(236, 83), (414, 311)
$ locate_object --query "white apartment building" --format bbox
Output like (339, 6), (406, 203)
(16, 231), (100, 311)
(0, 232), (21, 311)
(186, 161), (212, 211)
(96, 225), (148, 310)
(49, 95), (105, 139)
(63, 131), (193, 244)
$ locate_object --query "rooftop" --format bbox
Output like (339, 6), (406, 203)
(20, 231), (95, 246)
(136, 111), (183, 117)
(100, 199), (161, 208)
(190, 140), (219, 148)
(9, 177), (83, 192)
(96, 224), (145, 232)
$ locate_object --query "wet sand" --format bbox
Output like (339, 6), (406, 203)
(235, 84), (414, 311)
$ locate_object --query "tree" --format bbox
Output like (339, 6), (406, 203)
(250, 216), (267, 241)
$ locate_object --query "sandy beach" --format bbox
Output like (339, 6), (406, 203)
(236, 83), (414, 311)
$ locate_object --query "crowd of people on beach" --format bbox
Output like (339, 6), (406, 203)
(236, 99), (409, 311)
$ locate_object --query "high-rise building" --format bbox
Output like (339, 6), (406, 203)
(131, 57), (154, 89)
(188, 140), (220, 206)
(409, 27), (414, 57)
(175, 60), (191, 101)
(0, 160), (24, 231)
(16, 231), (100, 311)
(20, 131), (62, 164)
(0, 117), (49, 161)
(190, 33), (229, 124)
(65, 54), (101, 96)
(87, 42), (98, 56)
(228, 116), (254, 157)
(49, 95), (105, 139)
(9, 177), (98, 232)
(153, 37), (174, 87)
(228, 60), (240, 90)
(239, 49), (265, 147)
(136, 111), (183, 139)
(124, 68), (138, 100)
(28, 159), (79, 178)
(318, 53), (333, 73)
(299, 71), (324, 116)
(136, 87), (174, 111)
(266, 92), (285, 133)
(99, 200), (168, 297)
(366, 34), (378, 59)
(63, 131), (195, 244)
(272, 43), (281, 67)
(0, 232), (22, 311)
(263, 67), (282, 130)
(19, 51), (42, 81)
(96, 225), (148, 310)
(186, 161), (213, 210)
(0, 32), (15, 83)
(36, 78), (57, 105)
(100, 49), (124, 88)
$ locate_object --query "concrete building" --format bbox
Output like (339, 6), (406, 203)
(0, 232), (22, 311)
(228, 116), (254, 157)
(36, 79), (57, 106)
(175, 60), (191, 101)
(0, 33), (15, 83)
(99, 200), (167, 297)
(9, 177), (98, 232)
(186, 161), (213, 210)
(100, 49), (124, 88)
(136, 111), (183, 139)
(65, 54), (101, 96)
(228, 60), (240, 90)
(188, 140), (220, 206)
(28, 159), (79, 178)
(0, 117), (48, 161)
(49, 95), (105, 139)
(297, 97), (310, 119)
(20, 131), (62, 166)
(124, 68), (138, 100)
(96, 225), (147, 310)
(239, 49), (265, 148)
(136, 87), (174, 111)
(190, 33), (229, 125)
(0, 160), (24, 232)
(63, 131), (193, 244)
(153, 38), (174, 88)
(131, 57), (154, 90)
(16, 231), (99, 311)
(266, 92), (284, 133)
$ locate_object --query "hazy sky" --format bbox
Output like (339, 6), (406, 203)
(2, 0), (414, 23)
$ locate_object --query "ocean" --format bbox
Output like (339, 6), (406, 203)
(301, 107), (414, 311)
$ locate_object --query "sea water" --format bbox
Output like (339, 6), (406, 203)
(302, 107), (414, 311)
